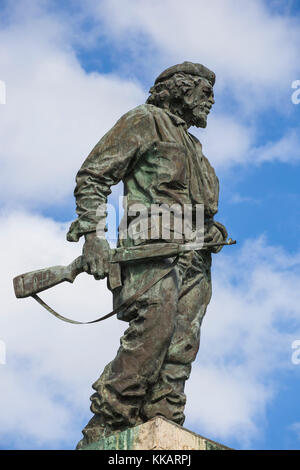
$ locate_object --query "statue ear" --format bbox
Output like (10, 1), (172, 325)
(158, 89), (170, 102)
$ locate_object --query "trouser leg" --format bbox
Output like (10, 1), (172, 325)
(141, 251), (212, 425)
(78, 258), (179, 446)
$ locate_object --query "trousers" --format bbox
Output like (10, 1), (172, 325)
(78, 248), (212, 447)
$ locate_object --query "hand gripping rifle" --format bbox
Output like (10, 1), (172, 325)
(13, 239), (236, 324)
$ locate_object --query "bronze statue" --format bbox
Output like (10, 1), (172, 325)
(13, 62), (233, 449)
(67, 62), (229, 448)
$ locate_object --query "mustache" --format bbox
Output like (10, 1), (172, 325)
(192, 103), (211, 116)
(191, 100), (212, 112)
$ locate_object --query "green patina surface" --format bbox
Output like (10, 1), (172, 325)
(205, 440), (224, 450)
(81, 426), (140, 450)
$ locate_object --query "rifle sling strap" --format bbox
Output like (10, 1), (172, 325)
(31, 256), (179, 325)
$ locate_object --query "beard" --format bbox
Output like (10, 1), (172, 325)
(189, 103), (209, 128)
(168, 98), (210, 128)
(190, 108), (207, 128)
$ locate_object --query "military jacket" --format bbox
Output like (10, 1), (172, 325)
(67, 104), (225, 244)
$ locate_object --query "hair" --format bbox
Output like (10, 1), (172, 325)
(146, 72), (202, 116)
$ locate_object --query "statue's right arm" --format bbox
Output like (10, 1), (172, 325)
(66, 106), (157, 278)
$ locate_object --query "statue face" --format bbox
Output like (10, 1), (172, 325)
(183, 78), (215, 128)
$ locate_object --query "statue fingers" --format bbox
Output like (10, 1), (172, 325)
(215, 230), (224, 244)
(204, 233), (213, 242)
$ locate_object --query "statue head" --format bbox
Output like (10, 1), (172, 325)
(147, 61), (215, 128)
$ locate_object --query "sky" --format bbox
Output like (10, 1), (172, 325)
(0, 0), (300, 450)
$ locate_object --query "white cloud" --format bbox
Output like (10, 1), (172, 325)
(0, 3), (145, 207)
(1, 212), (300, 449)
(186, 365), (271, 447)
(251, 129), (300, 164)
(93, 0), (300, 105)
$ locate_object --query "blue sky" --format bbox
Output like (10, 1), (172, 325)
(1, 0), (300, 450)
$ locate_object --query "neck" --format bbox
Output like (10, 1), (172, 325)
(165, 103), (193, 128)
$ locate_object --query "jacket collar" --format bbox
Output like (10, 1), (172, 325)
(165, 110), (188, 129)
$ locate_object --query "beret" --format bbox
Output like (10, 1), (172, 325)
(155, 61), (215, 86)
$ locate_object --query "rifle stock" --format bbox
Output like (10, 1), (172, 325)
(13, 256), (83, 298)
(13, 255), (123, 298)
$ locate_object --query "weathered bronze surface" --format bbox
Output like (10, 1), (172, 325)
(65, 61), (231, 449)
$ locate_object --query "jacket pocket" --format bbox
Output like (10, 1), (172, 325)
(156, 142), (187, 189)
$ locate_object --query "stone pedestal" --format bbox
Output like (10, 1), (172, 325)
(80, 416), (230, 450)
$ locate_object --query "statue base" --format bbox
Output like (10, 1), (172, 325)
(79, 416), (230, 450)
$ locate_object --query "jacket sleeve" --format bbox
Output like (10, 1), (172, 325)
(67, 106), (157, 242)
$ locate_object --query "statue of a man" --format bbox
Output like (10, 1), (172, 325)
(67, 62), (228, 448)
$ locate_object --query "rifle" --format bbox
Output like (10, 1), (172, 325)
(13, 239), (236, 324)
